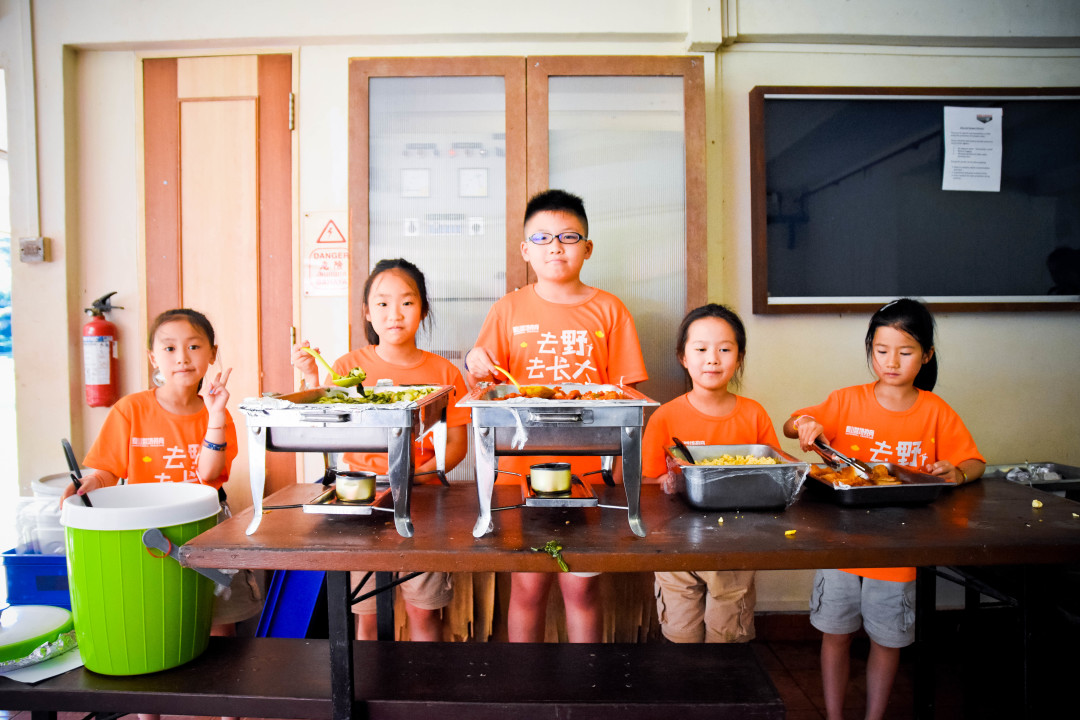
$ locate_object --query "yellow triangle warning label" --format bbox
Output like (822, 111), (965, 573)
(316, 219), (347, 244)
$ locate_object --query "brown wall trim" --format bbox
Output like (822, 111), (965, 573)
(143, 58), (181, 326)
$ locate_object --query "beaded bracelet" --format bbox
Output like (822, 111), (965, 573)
(793, 414), (814, 429)
(203, 439), (226, 452)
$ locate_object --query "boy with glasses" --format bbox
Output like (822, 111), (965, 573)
(465, 189), (648, 643)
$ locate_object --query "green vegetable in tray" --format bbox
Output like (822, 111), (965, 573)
(312, 386), (436, 405)
(531, 540), (569, 572)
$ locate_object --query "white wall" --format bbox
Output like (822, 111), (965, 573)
(714, 43), (1080, 609)
(4, 0), (1079, 611)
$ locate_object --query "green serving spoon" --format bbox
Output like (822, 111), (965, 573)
(301, 347), (367, 391)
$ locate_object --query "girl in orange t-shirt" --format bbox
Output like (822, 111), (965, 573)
(641, 303), (777, 644)
(65, 309), (238, 496)
(293, 258), (469, 642)
(62, 308), (253, 720)
(783, 298), (984, 720)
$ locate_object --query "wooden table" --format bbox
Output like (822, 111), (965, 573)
(182, 478), (1080, 720)
(183, 477), (1080, 572)
(5, 480), (1077, 719)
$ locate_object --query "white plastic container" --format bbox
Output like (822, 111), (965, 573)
(31, 472), (76, 499)
(15, 473), (76, 554)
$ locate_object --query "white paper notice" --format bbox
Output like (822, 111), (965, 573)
(942, 106), (1003, 192)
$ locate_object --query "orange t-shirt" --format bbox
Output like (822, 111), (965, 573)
(329, 346), (469, 478)
(793, 382), (984, 582)
(83, 389), (239, 490)
(641, 394), (780, 479)
(473, 284), (648, 482)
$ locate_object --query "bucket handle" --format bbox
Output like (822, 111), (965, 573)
(141, 528), (234, 588)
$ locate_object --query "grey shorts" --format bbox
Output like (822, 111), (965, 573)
(351, 570), (453, 614)
(809, 569), (915, 648)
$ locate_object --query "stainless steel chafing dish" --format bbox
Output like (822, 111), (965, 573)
(665, 444), (809, 510)
(458, 382), (659, 537)
(238, 385), (452, 537)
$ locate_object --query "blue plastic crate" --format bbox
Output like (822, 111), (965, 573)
(2, 548), (72, 609)
(256, 569), (325, 638)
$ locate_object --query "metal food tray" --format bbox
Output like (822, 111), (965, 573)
(665, 444), (809, 510)
(239, 384), (453, 537)
(459, 383), (656, 455)
(523, 474), (598, 508)
(459, 382), (659, 537)
(302, 486), (394, 516)
(240, 385), (452, 451)
(807, 462), (951, 506)
(983, 462), (1080, 492)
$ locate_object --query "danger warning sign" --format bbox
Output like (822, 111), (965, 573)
(303, 212), (349, 297)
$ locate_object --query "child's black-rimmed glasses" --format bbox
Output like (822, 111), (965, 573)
(526, 232), (588, 245)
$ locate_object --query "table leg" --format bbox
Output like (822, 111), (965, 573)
(914, 566), (937, 720)
(327, 570), (355, 720)
(1019, 566), (1033, 720)
(433, 415), (447, 476)
(387, 426), (415, 538)
(244, 427), (267, 535)
(376, 570), (395, 640)
(472, 425), (495, 537)
(620, 426), (646, 537)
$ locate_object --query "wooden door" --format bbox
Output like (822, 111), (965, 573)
(143, 54), (294, 510)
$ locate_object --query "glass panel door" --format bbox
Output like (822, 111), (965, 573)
(356, 59), (527, 483)
(368, 76), (508, 366)
(546, 75), (689, 403)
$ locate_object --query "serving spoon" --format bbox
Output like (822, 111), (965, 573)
(302, 347), (367, 392)
(672, 437), (695, 465)
(61, 438), (92, 507)
(492, 364), (523, 393)
(492, 365), (558, 399)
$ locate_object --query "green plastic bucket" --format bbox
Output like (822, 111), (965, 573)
(60, 483), (220, 675)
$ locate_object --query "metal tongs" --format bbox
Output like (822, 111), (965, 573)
(813, 438), (873, 482)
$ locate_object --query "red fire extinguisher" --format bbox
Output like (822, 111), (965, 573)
(83, 292), (123, 407)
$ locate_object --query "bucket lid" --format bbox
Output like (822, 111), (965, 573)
(0, 605), (74, 664)
(31, 472), (79, 497)
(60, 482), (220, 531)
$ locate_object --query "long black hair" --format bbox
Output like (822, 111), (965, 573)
(865, 298), (938, 391)
(675, 303), (747, 388)
(362, 258), (431, 346)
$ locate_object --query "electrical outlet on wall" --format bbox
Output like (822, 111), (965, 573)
(18, 237), (48, 263)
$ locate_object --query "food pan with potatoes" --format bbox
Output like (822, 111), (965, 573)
(664, 444), (809, 510)
(807, 462), (952, 506)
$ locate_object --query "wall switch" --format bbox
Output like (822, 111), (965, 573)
(18, 237), (48, 263)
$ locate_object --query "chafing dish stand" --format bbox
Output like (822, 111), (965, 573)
(239, 385), (452, 537)
(461, 383), (658, 538)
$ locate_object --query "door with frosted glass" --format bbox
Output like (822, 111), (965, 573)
(349, 58), (525, 481)
(527, 57), (706, 404)
(349, 57), (704, 477)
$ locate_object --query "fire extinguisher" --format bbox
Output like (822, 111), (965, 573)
(83, 292), (124, 407)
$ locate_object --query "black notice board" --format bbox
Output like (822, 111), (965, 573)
(749, 86), (1080, 313)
